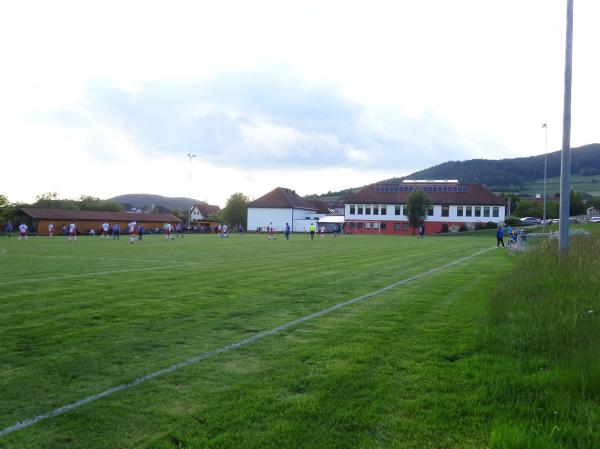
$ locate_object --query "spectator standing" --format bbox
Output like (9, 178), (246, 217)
(496, 226), (505, 248)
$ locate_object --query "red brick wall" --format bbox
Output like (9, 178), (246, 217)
(344, 220), (466, 235)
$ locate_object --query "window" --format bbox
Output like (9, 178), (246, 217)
(493, 207), (499, 217)
(394, 223), (401, 231)
(483, 207), (490, 217)
(381, 206), (387, 215)
(365, 205), (371, 215)
(457, 206), (464, 217)
(365, 222), (371, 229)
(380, 222), (387, 230)
(466, 206), (472, 217)
(373, 222), (379, 229)
(427, 206), (434, 216)
(442, 205), (449, 217)
(358, 205), (363, 215)
(395, 205), (402, 215)
(349, 222), (356, 229)
(357, 222), (363, 229)
(373, 205), (379, 215)
(475, 206), (481, 217)
(350, 205), (355, 215)
(403, 223), (410, 231)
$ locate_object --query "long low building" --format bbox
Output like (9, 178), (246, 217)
(21, 208), (182, 235)
(343, 180), (506, 234)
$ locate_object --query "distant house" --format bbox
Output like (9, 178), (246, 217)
(21, 208), (181, 236)
(343, 180), (506, 234)
(189, 203), (220, 222)
(247, 187), (329, 232)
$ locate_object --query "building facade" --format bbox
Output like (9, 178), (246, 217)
(247, 187), (328, 232)
(21, 208), (182, 236)
(343, 180), (506, 235)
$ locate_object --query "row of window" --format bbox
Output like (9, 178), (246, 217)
(348, 204), (499, 218)
(457, 206), (500, 218)
(347, 222), (411, 231)
(374, 185), (469, 193)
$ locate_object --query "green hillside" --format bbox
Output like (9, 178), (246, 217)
(307, 143), (600, 200)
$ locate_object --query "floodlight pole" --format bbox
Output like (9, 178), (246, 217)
(559, 0), (573, 254)
(187, 153), (196, 229)
(542, 123), (548, 233)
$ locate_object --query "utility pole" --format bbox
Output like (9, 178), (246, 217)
(542, 123), (548, 233)
(559, 0), (573, 254)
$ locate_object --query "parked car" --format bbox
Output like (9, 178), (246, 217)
(589, 216), (600, 223)
(520, 217), (542, 226)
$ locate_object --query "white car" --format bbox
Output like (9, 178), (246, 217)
(589, 216), (600, 223)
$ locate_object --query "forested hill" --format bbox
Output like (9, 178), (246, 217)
(109, 194), (199, 211)
(393, 143), (600, 191)
(305, 143), (600, 200)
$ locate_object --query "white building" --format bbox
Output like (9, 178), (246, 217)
(247, 187), (329, 232)
(343, 180), (506, 234)
(189, 203), (220, 222)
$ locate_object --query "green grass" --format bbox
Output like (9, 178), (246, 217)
(0, 232), (596, 448)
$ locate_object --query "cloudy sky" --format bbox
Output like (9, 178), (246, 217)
(1, 1), (599, 207)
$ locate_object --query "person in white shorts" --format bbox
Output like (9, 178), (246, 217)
(128, 221), (137, 244)
(48, 222), (54, 237)
(18, 223), (28, 241)
(68, 222), (77, 242)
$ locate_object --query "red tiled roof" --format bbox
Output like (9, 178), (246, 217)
(344, 183), (505, 206)
(249, 187), (317, 210)
(21, 208), (182, 222)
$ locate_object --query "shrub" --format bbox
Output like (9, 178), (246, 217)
(458, 224), (468, 232)
(504, 217), (520, 227)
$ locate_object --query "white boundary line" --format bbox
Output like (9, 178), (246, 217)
(0, 246), (494, 437)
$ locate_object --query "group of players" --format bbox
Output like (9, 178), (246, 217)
(7, 221), (185, 243)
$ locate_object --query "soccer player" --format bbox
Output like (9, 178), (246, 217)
(175, 223), (183, 238)
(285, 223), (290, 241)
(128, 221), (137, 244)
(319, 225), (325, 239)
(68, 221), (77, 242)
(112, 223), (120, 240)
(5, 222), (13, 238)
(48, 222), (54, 237)
(268, 223), (274, 240)
(221, 223), (229, 238)
(18, 223), (28, 240)
(308, 223), (315, 240)
(137, 223), (144, 241)
(101, 222), (110, 240)
(164, 223), (173, 241)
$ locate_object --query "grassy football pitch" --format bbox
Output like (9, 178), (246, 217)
(0, 232), (513, 449)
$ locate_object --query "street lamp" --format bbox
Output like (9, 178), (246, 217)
(187, 153), (196, 229)
(542, 123), (548, 233)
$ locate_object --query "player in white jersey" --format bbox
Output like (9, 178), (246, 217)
(68, 222), (77, 242)
(18, 223), (28, 240)
(101, 222), (110, 240)
(128, 221), (137, 244)
(164, 223), (173, 240)
(47, 222), (54, 237)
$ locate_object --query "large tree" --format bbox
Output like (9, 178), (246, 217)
(222, 192), (250, 227)
(405, 190), (431, 233)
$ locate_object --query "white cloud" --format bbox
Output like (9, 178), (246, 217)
(1, 0), (599, 205)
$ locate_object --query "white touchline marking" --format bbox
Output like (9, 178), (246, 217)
(18, 254), (203, 266)
(0, 246), (495, 437)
